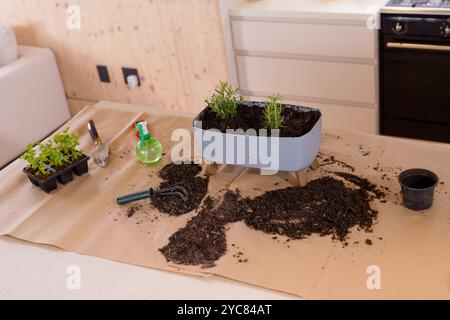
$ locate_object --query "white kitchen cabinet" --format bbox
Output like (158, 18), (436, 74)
(311, 102), (378, 134)
(247, 95), (378, 134)
(221, 0), (380, 134)
(236, 55), (376, 105)
(232, 20), (377, 60)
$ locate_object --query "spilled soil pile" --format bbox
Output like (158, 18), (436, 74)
(151, 162), (209, 216)
(160, 174), (385, 266)
(334, 172), (386, 200)
(240, 176), (378, 241)
(160, 192), (241, 266)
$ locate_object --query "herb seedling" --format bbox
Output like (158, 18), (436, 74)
(21, 143), (49, 176)
(21, 142), (58, 176)
(40, 141), (64, 168)
(21, 128), (83, 176)
(263, 94), (284, 129)
(54, 128), (83, 160)
(205, 81), (242, 120)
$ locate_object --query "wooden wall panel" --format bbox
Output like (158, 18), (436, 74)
(67, 98), (95, 116)
(0, 0), (229, 113)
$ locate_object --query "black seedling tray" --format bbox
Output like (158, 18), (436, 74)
(23, 155), (90, 193)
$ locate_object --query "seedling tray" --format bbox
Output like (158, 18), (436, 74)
(23, 155), (90, 193)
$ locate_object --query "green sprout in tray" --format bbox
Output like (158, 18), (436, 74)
(54, 128), (83, 161)
(21, 128), (83, 177)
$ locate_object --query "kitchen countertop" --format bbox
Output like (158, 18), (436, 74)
(0, 236), (295, 299)
(229, 0), (388, 21)
(0, 102), (296, 300)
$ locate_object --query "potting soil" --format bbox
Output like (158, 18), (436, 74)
(160, 173), (385, 266)
(151, 162), (209, 216)
(200, 102), (321, 138)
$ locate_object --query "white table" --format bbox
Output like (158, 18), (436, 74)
(0, 236), (296, 300)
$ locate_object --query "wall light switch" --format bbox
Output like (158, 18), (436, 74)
(96, 65), (111, 83)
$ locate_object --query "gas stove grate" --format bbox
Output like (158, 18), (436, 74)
(386, 0), (448, 8)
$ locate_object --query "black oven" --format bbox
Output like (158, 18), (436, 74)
(380, 13), (450, 143)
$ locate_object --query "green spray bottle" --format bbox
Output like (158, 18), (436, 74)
(135, 121), (163, 164)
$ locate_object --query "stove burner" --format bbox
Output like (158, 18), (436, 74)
(412, 0), (430, 6)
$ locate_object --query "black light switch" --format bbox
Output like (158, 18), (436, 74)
(97, 65), (111, 83)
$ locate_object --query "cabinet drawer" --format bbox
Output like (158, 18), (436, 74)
(317, 103), (377, 134)
(237, 56), (376, 105)
(232, 20), (376, 60)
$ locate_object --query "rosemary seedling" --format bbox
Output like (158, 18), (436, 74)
(263, 94), (284, 129)
(205, 81), (242, 120)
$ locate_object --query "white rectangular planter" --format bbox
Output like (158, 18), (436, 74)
(193, 102), (322, 172)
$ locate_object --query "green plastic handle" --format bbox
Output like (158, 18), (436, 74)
(117, 189), (153, 205)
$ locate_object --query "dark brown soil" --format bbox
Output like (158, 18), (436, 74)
(240, 177), (377, 241)
(127, 206), (137, 218)
(160, 175), (384, 266)
(151, 162), (209, 216)
(318, 154), (355, 172)
(198, 101), (321, 138)
(334, 172), (386, 199)
(25, 167), (51, 180)
(158, 162), (202, 182)
(160, 193), (239, 266)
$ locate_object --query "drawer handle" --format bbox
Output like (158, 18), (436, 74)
(386, 42), (450, 52)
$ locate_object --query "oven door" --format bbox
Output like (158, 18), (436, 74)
(381, 37), (450, 142)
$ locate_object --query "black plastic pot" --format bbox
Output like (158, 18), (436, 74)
(398, 168), (439, 211)
(23, 155), (90, 193)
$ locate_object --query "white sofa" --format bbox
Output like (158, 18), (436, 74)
(0, 25), (18, 67)
(0, 46), (70, 168)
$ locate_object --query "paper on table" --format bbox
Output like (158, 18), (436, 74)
(0, 104), (449, 299)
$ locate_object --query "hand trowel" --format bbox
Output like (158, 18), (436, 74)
(88, 120), (109, 167)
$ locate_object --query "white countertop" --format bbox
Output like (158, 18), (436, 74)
(0, 236), (297, 300)
(230, 0), (388, 21)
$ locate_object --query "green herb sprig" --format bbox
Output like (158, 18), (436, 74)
(263, 94), (284, 130)
(205, 81), (242, 120)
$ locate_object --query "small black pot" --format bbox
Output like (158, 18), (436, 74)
(398, 168), (439, 211)
(24, 155), (90, 193)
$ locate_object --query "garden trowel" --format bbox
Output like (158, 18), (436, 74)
(88, 120), (109, 167)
